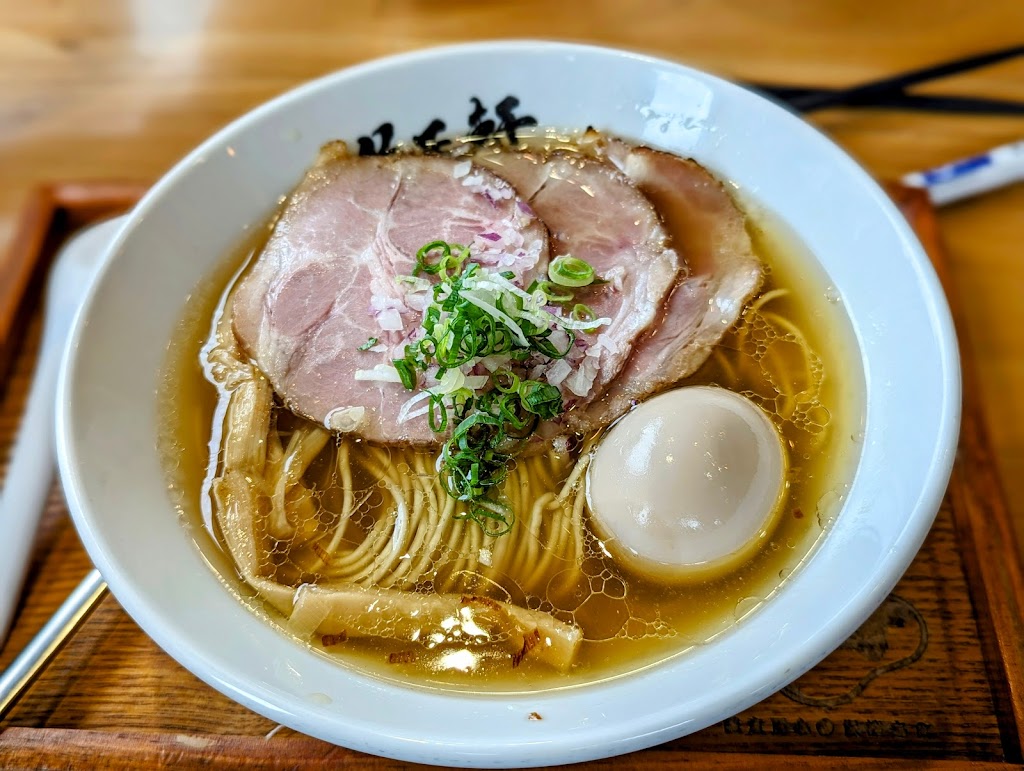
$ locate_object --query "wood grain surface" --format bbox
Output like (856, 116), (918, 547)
(1, 1), (1023, 549)
(0, 183), (1021, 767)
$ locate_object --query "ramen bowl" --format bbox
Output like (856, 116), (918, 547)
(56, 41), (960, 767)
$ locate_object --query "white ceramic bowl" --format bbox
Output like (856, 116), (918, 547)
(56, 41), (960, 767)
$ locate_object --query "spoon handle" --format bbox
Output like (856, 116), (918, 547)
(0, 309), (65, 642)
(0, 569), (107, 718)
(0, 217), (123, 645)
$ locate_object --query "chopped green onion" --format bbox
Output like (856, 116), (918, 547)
(492, 369), (521, 394)
(438, 244), (469, 279)
(427, 393), (449, 432)
(379, 240), (613, 536)
(529, 279), (573, 304)
(468, 500), (515, 537)
(548, 255), (597, 288)
(571, 303), (595, 320)
(570, 303), (602, 333)
(532, 329), (575, 359)
(519, 380), (563, 420)
(415, 240), (465, 276)
(392, 358), (417, 390)
(357, 337), (379, 351)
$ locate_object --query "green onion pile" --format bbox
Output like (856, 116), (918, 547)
(381, 240), (608, 535)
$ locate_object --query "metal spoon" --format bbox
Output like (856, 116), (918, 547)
(0, 568), (106, 717)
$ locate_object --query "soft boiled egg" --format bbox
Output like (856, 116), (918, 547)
(586, 386), (787, 581)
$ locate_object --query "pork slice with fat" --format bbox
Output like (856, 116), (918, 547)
(567, 141), (764, 434)
(473, 147), (680, 402)
(231, 148), (549, 444)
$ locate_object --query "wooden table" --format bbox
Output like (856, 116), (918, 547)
(2, 2), (1024, 767)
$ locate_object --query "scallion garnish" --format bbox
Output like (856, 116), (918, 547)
(392, 358), (418, 390)
(381, 241), (611, 535)
(534, 280), (575, 304)
(357, 337), (379, 351)
(548, 255), (597, 288)
(519, 380), (563, 420)
(570, 303), (602, 333)
(415, 240), (469, 278)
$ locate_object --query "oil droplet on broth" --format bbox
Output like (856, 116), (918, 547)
(816, 489), (844, 529)
(734, 596), (763, 620)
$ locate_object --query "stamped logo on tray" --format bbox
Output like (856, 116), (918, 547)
(781, 594), (929, 708)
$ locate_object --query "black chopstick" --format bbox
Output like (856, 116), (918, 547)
(746, 43), (1024, 114)
(752, 88), (1024, 116)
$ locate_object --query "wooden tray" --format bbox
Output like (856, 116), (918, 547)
(1, 182), (1022, 769)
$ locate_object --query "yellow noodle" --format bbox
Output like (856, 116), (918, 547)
(321, 442), (356, 553)
(268, 426), (328, 539)
(380, 462), (426, 584)
(365, 476), (412, 585)
(322, 445), (407, 578)
(748, 287), (789, 312)
(522, 493), (562, 592)
(556, 453), (590, 506)
(328, 497), (395, 576)
(398, 457), (449, 587)
(345, 495), (402, 584)
(380, 471), (431, 588)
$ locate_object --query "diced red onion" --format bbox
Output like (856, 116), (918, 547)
(545, 359), (572, 387)
(376, 307), (404, 332)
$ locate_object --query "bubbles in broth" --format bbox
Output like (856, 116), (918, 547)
(158, 131), (864, 693)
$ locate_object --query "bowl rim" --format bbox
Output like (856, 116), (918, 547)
(56, 39), (962, 767)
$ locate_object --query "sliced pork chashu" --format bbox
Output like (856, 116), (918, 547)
(231, 148), (550, 444)
(568, 139), (764, 434)
(472, 147), (680, 403)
